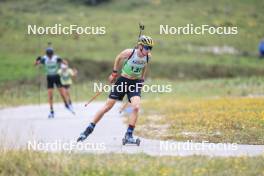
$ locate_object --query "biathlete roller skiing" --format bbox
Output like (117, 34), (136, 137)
(77, 24), (154, 146)
(34, 47), (74, 118)
(57, 61), (78, 114)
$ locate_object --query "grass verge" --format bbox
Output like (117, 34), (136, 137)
(0, 150), (264, 176)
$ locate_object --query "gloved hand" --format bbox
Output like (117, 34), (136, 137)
(108, 72), (118, 84)
(34, 56), (41, 65)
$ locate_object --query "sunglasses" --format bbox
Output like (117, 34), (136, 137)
(143, 45), (152, 51)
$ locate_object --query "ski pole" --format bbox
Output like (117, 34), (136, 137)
(138, 22), (145, 43)
(84, 91), (103, 107)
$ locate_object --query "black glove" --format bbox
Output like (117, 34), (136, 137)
(36, 56), (41, 61)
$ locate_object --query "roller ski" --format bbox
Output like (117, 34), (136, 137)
(122, 133), (141, 146)
(65, 104), (75, 115)
(48, 111), (54, 118)
(77, 123), (95, 142)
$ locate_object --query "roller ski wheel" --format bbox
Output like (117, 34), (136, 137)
(122, 138), (126, 145)
(122, 135), (141, 146)
(136, 138), (141, 146)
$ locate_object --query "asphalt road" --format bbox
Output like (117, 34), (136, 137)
(0, 102), (263, 156)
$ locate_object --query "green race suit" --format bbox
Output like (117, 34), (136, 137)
(121, 49), (149, 79)
(40, 55), (62, 75)
(57, 68), (74, 85)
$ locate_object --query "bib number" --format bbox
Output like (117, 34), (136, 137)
(131, 66), (142, 73)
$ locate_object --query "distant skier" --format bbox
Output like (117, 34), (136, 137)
(57, 61), (78, 114)
(34, 47), (71, 118)
(259, 39), (264, 59)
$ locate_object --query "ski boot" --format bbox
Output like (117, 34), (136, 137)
(122, 133), (140, 146)
(77, 125), (94, 142)
(48, 111), (54, 118)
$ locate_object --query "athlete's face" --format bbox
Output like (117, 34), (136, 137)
(48, 54), (53, 58)
(46, 50), (54, 58)
(140, 45), (151, 56)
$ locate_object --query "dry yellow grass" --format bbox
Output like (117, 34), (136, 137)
(137, 97), (264, 144)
